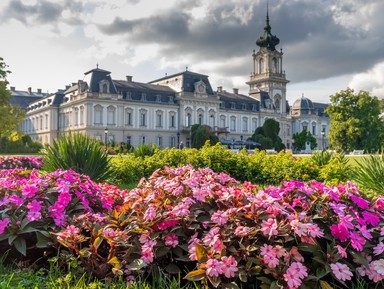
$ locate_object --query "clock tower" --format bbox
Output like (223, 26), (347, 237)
(246, 9), (289, 114)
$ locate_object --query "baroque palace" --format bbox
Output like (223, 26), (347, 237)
(11, 13), (329, 151)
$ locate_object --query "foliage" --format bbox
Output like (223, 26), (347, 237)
(133, 144), (158, 158)
(191, 125), (219, 149)
(0, 155), (43, 169)
(312, 150), (335, 167)
(0, 57), (25, 138)
(50, 165), (384, 289)
(293, 130), (317, 151)
(0, 168), (128, 258)
(352, 154), (384, 196)
(43, 131), (113, 182)
(251, 118), (285, 151)
(318, 152), (350, 185)
(110, 145), (351, 186)
(326, 88), (384, 153)
(0, 131), (43, 154)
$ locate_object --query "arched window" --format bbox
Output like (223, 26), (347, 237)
(272, 57), (278, 73)
(107, 105), (116, 125)
(258, 58), (264, 74)
(94, 105), (103, 125)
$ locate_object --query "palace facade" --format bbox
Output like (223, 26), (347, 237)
(11, 13), (329, 151)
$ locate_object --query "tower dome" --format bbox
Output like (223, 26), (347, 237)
(292, 95), (314, 115)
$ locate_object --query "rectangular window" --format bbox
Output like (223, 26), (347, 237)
(126, 111), (132, 126)
(156, 114), (162, 128)
(170, 115), (175, 128)
(157, 136), (162, 147)
(170, 136), (176, 147)
(230, 117), (236, 131)
(140, 112), (146, 126)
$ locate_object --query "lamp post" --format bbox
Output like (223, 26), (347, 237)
(321, 130), (325, 150)
(177, 132), (180, 148)
(240, 135), (243, 149)
(104, 127), (109, 151)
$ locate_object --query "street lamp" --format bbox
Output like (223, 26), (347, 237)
(321, 130), (325, 150)
(177, 132), (180, 148)
(104, 127), (109, 150)
(240, 135), (243, 149)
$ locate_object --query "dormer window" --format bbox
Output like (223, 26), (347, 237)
(230, 102), (235, 109)
(99, 80), (110, 93)
(141, 93), (146, 101)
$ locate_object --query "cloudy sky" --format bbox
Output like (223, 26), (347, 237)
(1, 0), (384, 104)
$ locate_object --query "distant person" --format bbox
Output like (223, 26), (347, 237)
(179, 141), (184, 149)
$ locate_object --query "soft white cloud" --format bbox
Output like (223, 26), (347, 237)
(348, 62), (384, 98)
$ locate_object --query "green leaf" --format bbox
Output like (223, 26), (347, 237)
(13, 237), (26, 256)
(348, 250), (369, 268)
(316, 266), (330, 279)
(207, 275), (221, 288)
(298, 242), (320, 253)
(319, 280), (334, 289)
(127, 259), (146, 271)
(36, 231), (52, 248)
(93, 237), (103, 250)
(165, 263), (181, 274)
(222, 282), (241, 289)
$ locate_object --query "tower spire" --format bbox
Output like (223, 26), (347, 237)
(256, 0), (279, 51)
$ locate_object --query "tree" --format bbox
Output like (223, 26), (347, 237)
(191, 124), (218, 149)
(292, 130), (317, 151)
(251, 118), (285, 151)
(0, 57), (25, 138)
(325, 88), (384, 152)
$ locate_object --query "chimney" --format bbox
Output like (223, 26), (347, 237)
(37, 88), (42, 94)
(65, 85), (70, 90)
(126, 75), (132, 82)
(28, 87), (32, 95)
(217, 86), (223, 93)
(233, 88), (239, 94)
(10, 86), (15, 91)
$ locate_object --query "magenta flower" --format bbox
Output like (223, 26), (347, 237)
(351, 195), (370, 209)
(234, 226), (250, 236)
(0, 218), (10, 234)
(362, 211), (380, 226)
(350, 232), (366, 251)
(336, 245), (347, 258)
(330, 223), (349, 242)
(22, 184), (39, 198)
(206, 258), (221, 277)
(220, 256), (238, 278)
(330, 263), (353, 281)
(157, 220), (178, 230)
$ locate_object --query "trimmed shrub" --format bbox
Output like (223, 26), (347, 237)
(42, 131), (113, 182)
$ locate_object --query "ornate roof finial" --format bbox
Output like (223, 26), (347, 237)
(256, 0), (280, 51)
(96, 63), (99, 69)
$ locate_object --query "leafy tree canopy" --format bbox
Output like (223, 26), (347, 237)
(292, 130), (317, 151)
(325, 88), (384, 152)
(0, 57), (25, 138)
(191, 124), (219, 149)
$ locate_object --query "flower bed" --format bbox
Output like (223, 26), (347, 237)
(0, 165), (384, 288)
(0, 155), (44, 170)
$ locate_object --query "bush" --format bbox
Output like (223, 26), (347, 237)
(0, 168), (127, 259)
(52, 166), (384, 288)
(42, 131), (113, 182)
(351, 154), (384, 196)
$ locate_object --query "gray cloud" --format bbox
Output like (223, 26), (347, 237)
(96, 0), (384, 84)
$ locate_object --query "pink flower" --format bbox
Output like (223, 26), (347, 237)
(27, 200), (42, 212)
(141, 240), (157, 264)
(288, 246), (304, 262)
(103, 228), (116, 238)
(330, 263), (353, 281)
(165, 233), (179, 248)
(261, 218), (278, 237)
(284, 262), (308, 289)
(143, 206), (156, 221)
(211, 210), (229, 225)
(171, 203), (190, 217)
(0, 218), (10, 234)
(220, 256), (238, 278)
(206, 258), (221, 277)
(336, 245), (347, 258)
(260, 244), (279, 268)
(234, 226), (250, 236)
(374, 242), (384, 255)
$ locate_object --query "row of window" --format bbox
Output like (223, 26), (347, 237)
(96, 134), (182, 149)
